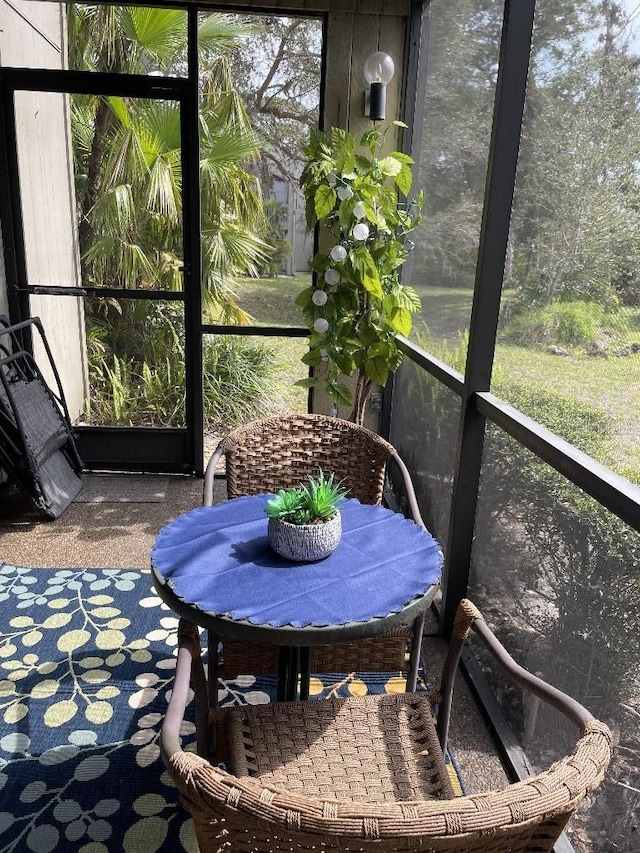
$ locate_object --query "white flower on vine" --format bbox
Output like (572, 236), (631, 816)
(353, 223), (370, 241)
(324, 268), (340, 286)
(314, 318), (329, 334)
(353, 201), (367, 219)
(330, 245), (347, 262)
(337, 185), (353, 200)
(312, 290), (329, 306)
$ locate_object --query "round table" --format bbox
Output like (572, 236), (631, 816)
(151, 495), (442, 705)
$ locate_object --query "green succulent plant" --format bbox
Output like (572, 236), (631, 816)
(265, 470), (348, 525)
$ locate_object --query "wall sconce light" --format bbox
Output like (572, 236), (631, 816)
(364, 51), (395, 121)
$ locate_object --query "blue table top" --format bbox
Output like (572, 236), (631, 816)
(151, 495), (442, 631)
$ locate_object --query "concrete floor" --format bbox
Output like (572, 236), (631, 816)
(0, 472), (509, 795)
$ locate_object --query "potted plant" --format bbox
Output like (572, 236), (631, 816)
(296, 125), (423, 425)
(265, 470), (348, 562)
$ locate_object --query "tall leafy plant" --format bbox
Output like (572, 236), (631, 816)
(297, 126), (423, 424)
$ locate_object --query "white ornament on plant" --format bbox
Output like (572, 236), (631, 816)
(352, 223), (370, 241)
(312, 290), (328, 306)
(330, 245), (347, 262)
(353, 201), (367, 219)
(337, 185), (353, 200)
(324, 268), (340, 285)
(313, 318), (329, 333)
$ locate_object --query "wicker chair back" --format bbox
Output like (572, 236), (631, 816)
(215, 413), (395, 505)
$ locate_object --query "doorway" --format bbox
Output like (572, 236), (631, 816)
(1, 66), (198, 472)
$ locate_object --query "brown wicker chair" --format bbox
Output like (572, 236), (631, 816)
(161, 599), (612, 853)
(203, 413), (432, 685)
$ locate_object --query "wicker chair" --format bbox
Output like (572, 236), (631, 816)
(203, 413), (431, 685)
(161, 600), (612, 853)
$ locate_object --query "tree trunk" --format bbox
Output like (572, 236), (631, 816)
(349, 370), (372, 425)
(78, 98), (114, 279)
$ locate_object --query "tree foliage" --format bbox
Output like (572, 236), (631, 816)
(411, 0), (640, 319)
(69, 5), (269, 321)
(510, 5), (640, 311)
(227, 16), (322, 187)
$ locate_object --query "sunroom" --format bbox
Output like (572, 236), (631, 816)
(0, 0), (638, 851)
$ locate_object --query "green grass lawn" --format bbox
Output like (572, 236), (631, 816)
(234, 274), (311, 414)
(235, 274), (310, 327)
(413, 285), (474, 341)
(493, 343), (640, 479)
(413, 285), (640, 481)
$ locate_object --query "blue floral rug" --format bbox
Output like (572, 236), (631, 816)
(0, 564), (464, 853)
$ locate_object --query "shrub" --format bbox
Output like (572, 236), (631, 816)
(491, 377), (611, 458)
(203, 335), (285, 427)
(257, 200), (292, 277)
(86, 301), (284, 429)
(415, 329), (469, 374)
(502, 300), (604, 347)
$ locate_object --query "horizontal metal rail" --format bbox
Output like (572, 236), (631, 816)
(25, 285), (185, 301)
(202, 324), (309, 338)
(0, 67), (188, 99)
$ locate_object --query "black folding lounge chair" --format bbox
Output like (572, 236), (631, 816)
(0, 316), (83, 519)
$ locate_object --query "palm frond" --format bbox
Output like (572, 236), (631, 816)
(89, 184), (136, 236)
(83, 235), (156, 289)
(147, 157), (181, 223)
(137, 101), (182, 153)
(203, 224), (271, 279)
(201, 120), (260, 164)
(120, 7), (187, 68)
(198, 13), (256, 53)
(107, 96), (132, 130)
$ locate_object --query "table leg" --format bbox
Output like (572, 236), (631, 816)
(277, 647), (303, 701)
(285, 647), (300, 700)
(206, 631), (220, 754)
(406, 611), (426, 692)
(177, 620), (209, 757)
(299, 647), (311, 700)
(277, 647), (290, 701)
(207, 631), (219, 710)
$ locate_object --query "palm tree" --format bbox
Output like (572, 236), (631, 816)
(69, 5), (269, 321)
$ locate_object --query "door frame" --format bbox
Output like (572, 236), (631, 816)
(0, 32), (204, 474)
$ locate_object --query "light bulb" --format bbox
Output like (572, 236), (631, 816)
(363, 52), (395, 85)
(353, 201), (367, 220)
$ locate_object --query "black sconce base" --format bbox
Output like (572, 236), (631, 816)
(369, 82), (386, 121)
